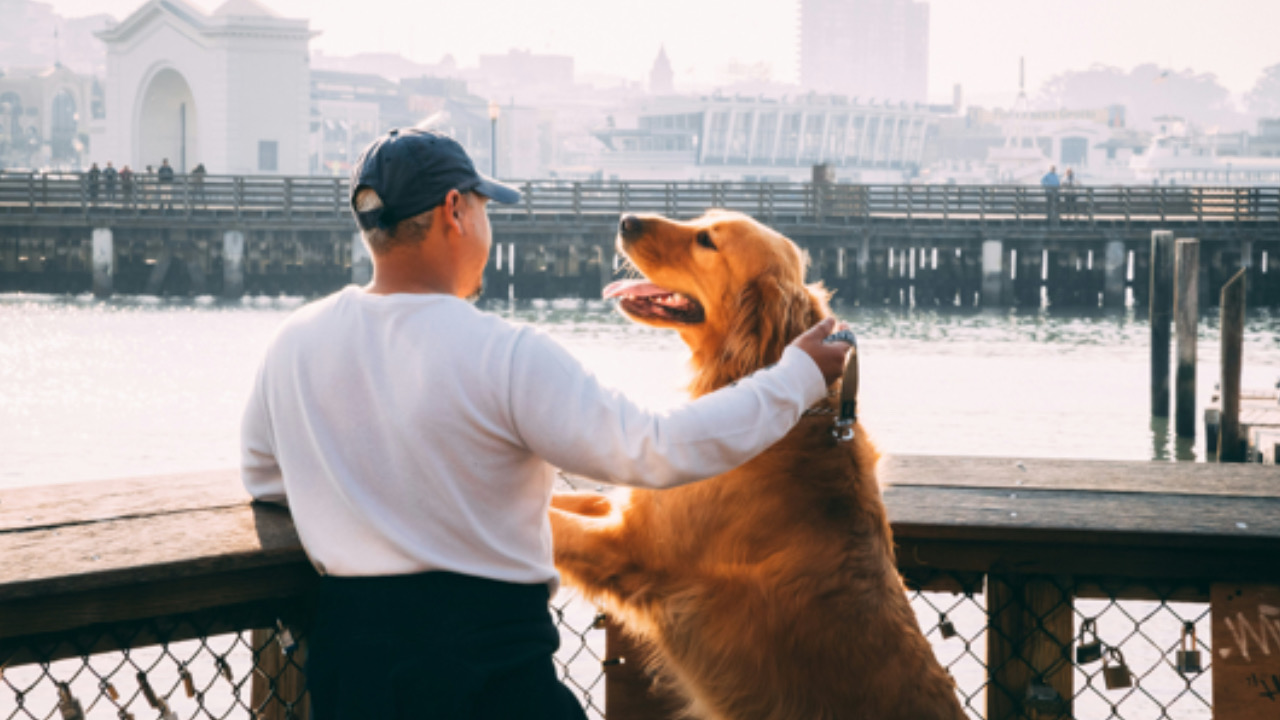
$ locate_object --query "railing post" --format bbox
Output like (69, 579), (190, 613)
(986, 575), (1074, 720)
(251, 630), (310, 720)
(235, 176), (245, 220)
(333, 178), (343, 218)
(572, 182), (582, 217)
(284, 178), (293, 220)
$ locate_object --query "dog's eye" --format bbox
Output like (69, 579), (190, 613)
(696, 231), (717, 251)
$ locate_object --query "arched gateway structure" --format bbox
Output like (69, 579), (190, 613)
(94, 0), (313, 175)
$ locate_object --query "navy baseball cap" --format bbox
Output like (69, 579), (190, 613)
(350, 128), (521, 231)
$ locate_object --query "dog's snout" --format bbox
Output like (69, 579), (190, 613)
(619, 215), (644, 241)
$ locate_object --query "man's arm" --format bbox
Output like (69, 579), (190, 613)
(241, 362), (286, 504)
(508, 325), (834, 490)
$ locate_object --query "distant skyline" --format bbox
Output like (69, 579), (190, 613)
(34, 0), (1280, 105)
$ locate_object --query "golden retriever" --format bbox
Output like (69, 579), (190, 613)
(549, 211), (965, 720)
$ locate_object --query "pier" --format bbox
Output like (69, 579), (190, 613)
(2, 172), (1278, 307)
(3, 457), (1279, 719)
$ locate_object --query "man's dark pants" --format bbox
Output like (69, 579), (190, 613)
(308, 571), (588, 720)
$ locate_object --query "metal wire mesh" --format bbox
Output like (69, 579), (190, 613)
(0, 573), (1214, 719)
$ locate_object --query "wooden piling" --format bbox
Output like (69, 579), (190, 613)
(981, 239), (1004, 307)
(1150, 231), (1175, 417)
(1218, 268), (1247, 461)
(251, 630), (310, 720)
(351, 231), (371, 286)
(1103, 240), (1126, 308)
(91, 227), (113, 299)
(1175, 238), (1200, 438)
(222, 230), (245, 299)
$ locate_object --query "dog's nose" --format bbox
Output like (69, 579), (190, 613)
(619, 215), (644, 241)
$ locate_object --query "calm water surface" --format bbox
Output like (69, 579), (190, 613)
(3, 292), (1278, 489)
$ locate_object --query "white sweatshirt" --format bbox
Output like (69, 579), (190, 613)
(241, 286), (827, 586)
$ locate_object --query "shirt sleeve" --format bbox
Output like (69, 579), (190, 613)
(240, 359), (287, 504)
(507, 330), (828, 489)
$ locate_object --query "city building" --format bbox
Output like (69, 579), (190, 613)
(649, 47), (674, 96)
(93, 0), (314, 174)
(592, 94), (942, 182)
(0, 64), (100, 169)
(799, 0), (929, 104)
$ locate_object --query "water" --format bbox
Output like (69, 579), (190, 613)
(2, 293), (1278, 718)
(3, 293), (1279, 489)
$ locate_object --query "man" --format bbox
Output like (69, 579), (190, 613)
(157, 158), (174, 210)
(1040, 165), (1060, 188)
(1041, 165), (1061, 222)
(241, 128), (852, 719)
(86, 162), (100, 204)
(103, 161), (118, 203)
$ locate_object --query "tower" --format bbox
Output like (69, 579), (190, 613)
(649, 46), (674, 96)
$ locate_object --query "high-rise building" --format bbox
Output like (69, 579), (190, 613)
(799, 0), (929, 104)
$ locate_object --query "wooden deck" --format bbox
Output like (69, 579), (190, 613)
(3, 458), (1280, 718)
(1205, 387), (1280, 463)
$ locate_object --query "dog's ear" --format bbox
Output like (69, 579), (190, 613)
(706, 276), (828, 390)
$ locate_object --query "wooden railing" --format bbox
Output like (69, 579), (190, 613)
(3, 457), (1279, 719)
(2, 171), (1279, 226)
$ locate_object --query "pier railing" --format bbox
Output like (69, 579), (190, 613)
(2, 457), (1278, 719)
(2, 171), (1279, 226)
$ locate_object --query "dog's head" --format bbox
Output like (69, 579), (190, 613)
(604, 211), (830, 396)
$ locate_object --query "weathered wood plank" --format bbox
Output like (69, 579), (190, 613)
(0, 470), (246, 532)
(880, 455), (1280, 498)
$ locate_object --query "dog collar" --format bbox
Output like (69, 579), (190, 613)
(804, 330), (859, 443)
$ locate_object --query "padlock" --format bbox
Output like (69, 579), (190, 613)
(591, 612), (608, 630)
(100, 679), (120, 701)
(56, 681), (86, 720)
(1102, 647), (1133, 689)
(938, 613), (958, 640)
(1022, 680), (1063, 714)
(180, 664), (196, 697)
(157, 698), (178, 720)
(1176, 621), (1203, 674)
(136, 671), (161, 709)
(216, 655), (233, 683)
(117, 710), (135, 720)
(1075, 617), (1103, 665)
(276, 619), (297, 655)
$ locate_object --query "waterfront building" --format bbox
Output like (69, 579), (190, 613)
(799, 0), (929, 104)
(591, 94), (942, 182)
(0, 64), (99, 170)
(93, 0), (313, 175)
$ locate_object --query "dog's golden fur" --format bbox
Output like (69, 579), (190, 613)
(550, 211), (965, 720)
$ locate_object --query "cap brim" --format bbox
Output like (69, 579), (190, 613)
(473, 175), (522, 205)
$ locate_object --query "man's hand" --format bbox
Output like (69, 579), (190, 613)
(791, 316), (854, 385)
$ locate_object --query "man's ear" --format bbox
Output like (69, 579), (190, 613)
(441, 189), (465, 234)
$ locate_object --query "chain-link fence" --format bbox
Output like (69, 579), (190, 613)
(1, 571), (1215, 720)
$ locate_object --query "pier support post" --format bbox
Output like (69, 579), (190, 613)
(222, 230), (245, 299)
(91, 227), (113, 299)
(1103, 240), (1126, 308)
(987, 575), (1074, 720)
(1218, 269), (1247, 461)
(856, 234), (870, 305)
(1175, 238), (1200, 438)
(1150, 231), (1175, 417)
(351, 231), (372, 286)
(981, 239), (1004, 307)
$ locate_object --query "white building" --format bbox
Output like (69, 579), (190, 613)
(93, 0), (313, 174)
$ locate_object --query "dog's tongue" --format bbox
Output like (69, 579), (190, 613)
(603, 279), (675, 299)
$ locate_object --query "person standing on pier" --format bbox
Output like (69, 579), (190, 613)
(240, 127), (853, 720)
(103, 162), (118, 204)
(1041, 164), (1061, 222)
(86, 162), (100, 204)
(157, 158), (174, 210)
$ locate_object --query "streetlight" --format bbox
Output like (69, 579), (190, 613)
(488, 101), (499, 178)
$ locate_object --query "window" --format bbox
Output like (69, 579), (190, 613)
(258, 141), (279, 172)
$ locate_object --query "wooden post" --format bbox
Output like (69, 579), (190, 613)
(981, 239), (1004, 307)
(250, 630), (310, 720)
(91, 227), (113, 299)
(1150, 231), (1175, 417)
(351, 231), (371, 286)
(986, 575), (1073, 720)
(1175, 238), (1200, 438)
(604, 620), (683, 720)
(222, 230), (245, 299)
(856, 233), (871, 305)
(1218, 268), (1247, 462)
(1102, 240), (1126, 308)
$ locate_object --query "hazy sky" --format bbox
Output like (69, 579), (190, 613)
(44, 0), (1280, 104)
